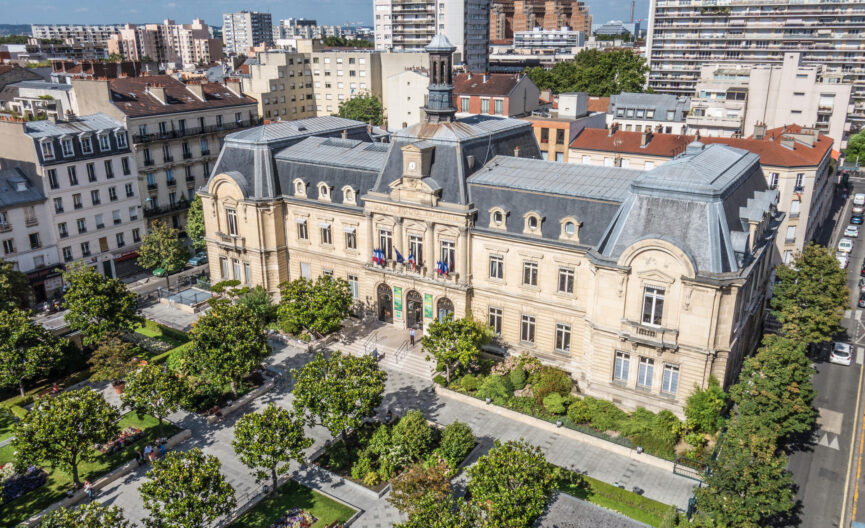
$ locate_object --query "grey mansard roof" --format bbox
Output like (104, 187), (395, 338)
(0, 165), (45, 208)
(609, 92), (690, 122)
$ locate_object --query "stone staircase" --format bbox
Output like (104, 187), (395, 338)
(334, 331), (434, 380)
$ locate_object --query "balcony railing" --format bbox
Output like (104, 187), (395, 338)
(182, 151), (193, 160)
(131, 118), (264, 144)
(143, 200), (190, 218)
(25, 217), (38, 227)
(186, 175), (196, 183)
(619, 320), (679, 350)
(0, 223), (10, 233)
(143, 159), (155, 166)
(147, 183), (158, 190)
(167, 179), (177, 187)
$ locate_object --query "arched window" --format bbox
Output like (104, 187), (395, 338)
(523, 212), (542, 235)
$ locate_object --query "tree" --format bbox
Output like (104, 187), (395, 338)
(13, 388), (119, 486)
(391, 409), (434, 463)
(421, 316), (492, 384)
(771, 242), (848, 343)
(62, 263), (143, 346)
(186, 195), (206, 250)
(106, 53), (124, 61)
(694, 414), (795, 528)
(389, 459), (454, 516)
(139, 448), (236, 528)
(0, 308), (63, 397)
(185, 302), (269, 396)
(292, 351), (387, 441)
(121, 364), (186, 436)
(395, 492), (479, 528)
(466, 439), (555, 528)
(323, 36), (374, 48)
(277, 276), (353, 336)
(41, 502), (132, 528)
(336, 93), (383, 125)
(88, 336), (140, 383)
(137, 219), (190, 289)
(845, 129), (865, 163)
(0, 258), (31, 310)
(238, 285), (276, 325)
(685, 376), (728, 435)
(730, 335), (816, 442)
(525, 49), (649, 96)
(232, 402), (312, 494)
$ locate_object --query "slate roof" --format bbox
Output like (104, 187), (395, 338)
(22, 113), (125, 138)
(609, 92), (690, 122)
(453, 73), (523, 97)
(9, 80), (73, 91)
(228, 116), (367, 146)
(106, 75), (257, 118)
(0, 165), (46, 208)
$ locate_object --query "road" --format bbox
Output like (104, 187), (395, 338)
(789, 177), (865, 528)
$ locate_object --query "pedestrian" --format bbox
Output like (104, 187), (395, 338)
(410, 328), (416, 346)
(83, 480), (93, 502)
(135, 449), (144, 466)
(144, 444), (153, 462)
(159, 443), (166, 458)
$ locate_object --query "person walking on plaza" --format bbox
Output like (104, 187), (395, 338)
(410, 328), (416, 346)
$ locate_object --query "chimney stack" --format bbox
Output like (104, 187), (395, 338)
(640, 129), (652, 147)
(754, 121), (767, 140)
(608, 123), (619, 137)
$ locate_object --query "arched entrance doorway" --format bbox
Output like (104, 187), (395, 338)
(406, 290), (423, 329)
(377, 284), (393, 323)
(437, 297), (454, 322)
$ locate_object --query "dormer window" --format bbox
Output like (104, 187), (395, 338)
(116, 131), (128, 148)
(342, 186), (356, 205)
(61, 138), (74, 157)
(494, 211), (504, 225)
(528, 217), (538, 229)
(523, 212), (542, 235)
(41, 141), (55, 160)
(317, 183), (331, 202)
(294, 179), (307, 197)
(489, 207), (508, 230)
(559, 217), (581, 242)
(98, 134), (110, 151)
(81, 137), (93, 154)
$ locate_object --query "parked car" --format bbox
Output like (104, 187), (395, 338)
(830, 342), (853, 366)
(187, 253), (208, 267)
(853, 214), (864, 225)
(839, 238), (854, 253)
(846, 225), (861, 238)
(153, 267), (167, 277)
(837, 252), (850, 269)
(859, 291), (865, 308)
(854, 193), (865, 206)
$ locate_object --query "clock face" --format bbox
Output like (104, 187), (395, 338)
(408, 161), (417, 171)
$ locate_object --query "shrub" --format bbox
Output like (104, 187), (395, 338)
(532, 366), (572, 402)
(543, 393), (567, 415)
(509, 367), (527, 390)
(378, 457), (397, 481)
(392, 410), (435, 463)
(584, 397), (627, 432)
(460, 374), (480, 392)
(476, 375), (512, 405)
(567, 399), (592, 424)
(433, 374), (447, 387)
(619, 408), (680, 459)
(685, 376), (727, 435)
(439, 421), (475, 467)
(351, 451), (374, 480)
(367, 424), (392, 459)
(328, 441), (352, 472)
(363, 471), (381, 487)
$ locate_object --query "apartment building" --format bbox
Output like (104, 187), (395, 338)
(646, 0), (865, 125)
(513, 27), (585, 54)
(0, 162), (59, 301)
(453, 72), (541, 116)
(0, 81), (77, 120)
(200, 42), (779, 416)
(385, 69), (429, 129)
(223, 11), (274, 56)
(72, 76), (259, 230)
(608, 92), (690, 134)
(569, 125), (834, 261)
(0, 114), (146, 281)
(0, 65), (42, 91)
(375, 0), (491, 72)
(686, 53), (852, 151)
(526, 92), (606, 162)
(489, 0), (592, 40)
(108, 19), (223, 66)
(31, 25), (122, 46)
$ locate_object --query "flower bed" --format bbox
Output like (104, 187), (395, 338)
(227, 480), (355, 528)
(96, 427), (143, 455)
(1, 463), (47, 504)
(270, 508), (317, 528)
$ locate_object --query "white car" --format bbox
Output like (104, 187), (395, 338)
(846, 225), (861, 238)
(837, 252), (850, 269)
(830, 342), (853, 366)
(854, 193), (865, 206)
(839, 238), (855, 253)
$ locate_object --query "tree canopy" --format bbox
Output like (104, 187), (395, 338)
(88, 336), (140, 383)
(185, 302), (269, 395)
(684, 376), (727, 435)
(41, 502), (132, 528)
(323, 36), (374, 48)
(62, 263), (143, 346)
(421, 316), (492, 383)
(0, 308), (64, 397)
(139, 448), (236, 528)
(137, 219), (189, 287)
(0, 258), (32, 310)
(525, 49), (649, 96)
(336, 93), (384, 125)
(232, 402), (312, 493)
(277, 276), (353, 336)
(770, 242), (848, 343)
(186, 195), (206, 251)
(13, 388), (119, 486)
(292, 351), (387, 440)
(845, 129), (865, 164)
(121, 364), (186, 436)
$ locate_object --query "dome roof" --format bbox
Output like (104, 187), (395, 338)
(425, 34), (456, 52)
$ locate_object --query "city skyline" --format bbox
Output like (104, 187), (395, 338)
(0, 0), (648, 31)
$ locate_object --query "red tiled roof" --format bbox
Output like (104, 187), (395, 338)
(236, 64), (251, 75)
(570, 125), (833, 167)
(453, 72), (522, 97)
(587, 96), (610, 113)
(106, 75), (257, 118)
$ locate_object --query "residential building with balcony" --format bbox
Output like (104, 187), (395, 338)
(201, 38), (778, 416)
(489, 0), (592, 40)
(568, 125), (833, 262)
(525, 92), (606, 162)
(513, 27), (586, 54)
(0, 81), (76, 120)
(0, 113), (146, 280)
(71, 75), (259, 230)
(107, 19), (223, 67)
(646, 0), (865, 126)
(686, 53), (852, 152)
(0, 162), (59, 301)
(223, 11), (274, 56)
(608, 92), (690, 134)
(453, 71), (540, 117)
(31, 24), (123, 46)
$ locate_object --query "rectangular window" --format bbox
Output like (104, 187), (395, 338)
(48, 169), (59, 190)
(86, 163), (96, 182)
(98, 134), (110, 151)
(121, 157), (130, 175)
(522, 261), (538, 286)
(379, 229), (393, 259)
(58, 222), (68, 238)
(555, 323), (571, 353)
(440, 240), (455, 270)
(480, 98), (490, 114)
(29, 233), (40, 249)
(662, 364), (679, 395)
(116, 132), (127, 148)
(642, 286), (665, 326)
(348, 274), (359, 300)
(342, 227), (357, 250)
(244, 262), (252, 284)
(769, 172), (779, 189)
(132, 228), (141, 243)
(408, 234), (423, 267)
(112, 210), (121, 225)
(226, 208), (237, 236)
(109, 187), (117, 202)
(54, 197), (64, 213)
(520, 314), (536, 343)
(558, 267), (574, 293)
(232, 259), (241, 280)
(97, 214), (106, 229)
(80, 241), (91, 256)
(480, 306), (500, 336)
(129, 206), (138, 221)
(90, 189), (101, 205)
(125, 183), (134, 197)
(73, 193), (82, 209)
(297, 219), (308, 240)
(216, 115), (223, 129)
(321, 224), (332, 245)
(200, 138), (209, 154)
(163, 144), (172, 163)
(489, 255), (504, 279)
(61, 138), (74, 157)
(795, 173), (805, 191)
(41, 142), (55, 160)
(116, 232), (125, 247)
(614, 351), (630, 382)
(219, 257), (228, 278)
(300, 262), (311, 279)
(62, 246), (73, 261)
(556, 129), (565, 145)
(461, 97), (470, 112)
(494, 99), (503, 115)
(2, 239), (13, 254)
(638, 357), (654, 389)
(104, 159), (114, 179)
(67, 166), (78, 186)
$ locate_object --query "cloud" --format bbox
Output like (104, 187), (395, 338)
(74, 7), (89, 12)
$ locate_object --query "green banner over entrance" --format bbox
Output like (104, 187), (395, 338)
(393, 286), (403, 319)
(423, 293), (433, 319)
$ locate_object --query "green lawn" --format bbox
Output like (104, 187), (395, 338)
(0, 413), (181, 528)
(135, 320), (189, 348)
(228, 480), (356, 528)
(556, 470), (673, 528)
(0, 407), (14, 442)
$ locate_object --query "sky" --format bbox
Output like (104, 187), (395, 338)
(0, 0), (649, 29)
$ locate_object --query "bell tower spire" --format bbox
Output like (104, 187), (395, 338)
(423, 34), (457, 124)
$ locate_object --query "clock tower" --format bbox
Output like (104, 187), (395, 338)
(423, 34), (457, 124)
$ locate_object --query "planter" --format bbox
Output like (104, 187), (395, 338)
(111, 381), (125, 394)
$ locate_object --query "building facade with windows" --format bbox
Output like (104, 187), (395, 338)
(71, 75), (259, 230)
(607, 92), (690, 134)
(223, 11), (274, 56)
(107, 19), (223, 67)
(0, 114), (146, 280)
(30, 24), (123, 46)
(200, 38), (779, 416)
(453, 72), (540, 117)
